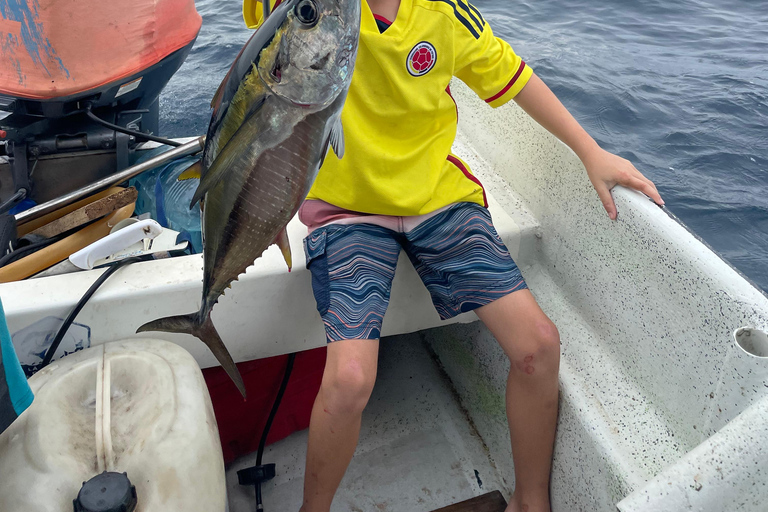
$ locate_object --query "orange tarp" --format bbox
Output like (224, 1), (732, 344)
(0, 0), (201, 99)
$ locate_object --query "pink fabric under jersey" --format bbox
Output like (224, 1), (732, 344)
(298, 199), (452, 234)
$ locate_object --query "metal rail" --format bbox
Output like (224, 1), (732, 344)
(15, 136), (205, 225)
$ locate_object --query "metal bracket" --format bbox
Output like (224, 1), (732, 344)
(9, 142), (30, 197)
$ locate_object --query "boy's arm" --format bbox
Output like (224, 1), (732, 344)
(514, 72), (664, 220)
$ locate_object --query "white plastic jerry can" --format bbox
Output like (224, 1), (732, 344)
(0, 339), (226, 512)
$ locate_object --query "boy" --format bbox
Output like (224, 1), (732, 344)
(244, 0), (664, 510)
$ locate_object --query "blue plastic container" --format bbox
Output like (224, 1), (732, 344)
(129, 147), (202, 253)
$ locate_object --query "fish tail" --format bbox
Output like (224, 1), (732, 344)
(137, 312), (246, 398)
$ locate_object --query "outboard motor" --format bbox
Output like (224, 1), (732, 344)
(0, 0), (201, 213)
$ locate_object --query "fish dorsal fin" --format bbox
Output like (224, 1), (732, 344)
(273, 227), (292, 271)
(328, 114), (345, 159)
(189, 97), (268, 209)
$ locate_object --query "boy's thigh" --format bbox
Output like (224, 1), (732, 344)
(303, 223), (401, 343)
(403, 202), (527, 320)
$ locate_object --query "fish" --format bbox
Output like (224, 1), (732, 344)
(137, 0), (360, 397)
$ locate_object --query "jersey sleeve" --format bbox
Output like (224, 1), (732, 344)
(453, 4), (533, 108)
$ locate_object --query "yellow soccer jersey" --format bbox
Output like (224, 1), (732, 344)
(244, 0), (533, 215)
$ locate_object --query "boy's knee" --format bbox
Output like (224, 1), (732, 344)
(321, 358), (376, 415)
(535, 319), (560, 354)
(513, 319), (560, 377)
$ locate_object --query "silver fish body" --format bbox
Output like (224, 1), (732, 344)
(138, 0), (360, 396)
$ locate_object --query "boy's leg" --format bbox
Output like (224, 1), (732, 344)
(302, 338), (379, 512)
(475, 291), (559, 512)
(403, 203), (559, 512)
(301, 224), (401, 512)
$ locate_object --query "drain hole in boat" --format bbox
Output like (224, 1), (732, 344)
(734, 327), (768, 358)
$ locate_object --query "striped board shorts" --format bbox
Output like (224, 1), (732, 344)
(302, 201), (527, 342)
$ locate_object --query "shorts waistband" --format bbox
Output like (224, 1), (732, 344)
(299, 199), (453, 234)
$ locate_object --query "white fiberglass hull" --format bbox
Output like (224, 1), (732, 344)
(2, 81), (767, 511)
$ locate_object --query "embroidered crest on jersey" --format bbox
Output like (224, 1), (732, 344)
(406, 42), (437, 77)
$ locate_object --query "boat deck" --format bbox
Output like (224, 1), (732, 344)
(226, 332), (511, 512)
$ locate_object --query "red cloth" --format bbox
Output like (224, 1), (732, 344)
(203, 347), (327, 465)
(0, 0), (201, 99)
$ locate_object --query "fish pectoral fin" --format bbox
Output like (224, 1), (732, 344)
(189, 106), (265, 208)
(274, 227), (292, 271)
(328, 114), (345, 159)
(178, 161), (202, 181)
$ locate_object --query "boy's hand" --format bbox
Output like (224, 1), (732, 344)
(581, 148), (664, 220)
(513, 73), (665, 220)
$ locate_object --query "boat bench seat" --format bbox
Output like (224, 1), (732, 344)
(1, 140), (541, 368)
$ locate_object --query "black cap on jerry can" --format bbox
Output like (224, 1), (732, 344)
(73, 471), (137, 512)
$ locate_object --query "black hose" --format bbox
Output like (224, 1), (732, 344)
(0, 233), (66, 268)
(40, 257), (142, 368)
(84, 106), (182, 148)
(256, 475), (263, 510)
(256, 352), (296, 511)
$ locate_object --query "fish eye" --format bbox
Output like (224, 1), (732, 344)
(295, 0), (319, 25)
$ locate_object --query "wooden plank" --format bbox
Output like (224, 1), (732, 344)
(17, 186), (127, 236)
(431, 490), (507, 512)
(29, 187), (138, 238)
(0, 203), (135, 283)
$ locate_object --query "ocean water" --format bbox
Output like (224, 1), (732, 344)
(160, 0), (768, 292)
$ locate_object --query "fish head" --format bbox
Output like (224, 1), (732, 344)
(258, 0), (360, 108)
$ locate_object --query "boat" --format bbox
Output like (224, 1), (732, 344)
(2, 1), (768, 510)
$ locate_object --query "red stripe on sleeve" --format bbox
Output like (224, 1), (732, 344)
(447, 155), (488, 207)
(485, 60), (526, 104)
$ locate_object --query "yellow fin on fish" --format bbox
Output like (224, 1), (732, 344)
(274, 228), (292, 271)
(178, 161), (202, 181)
